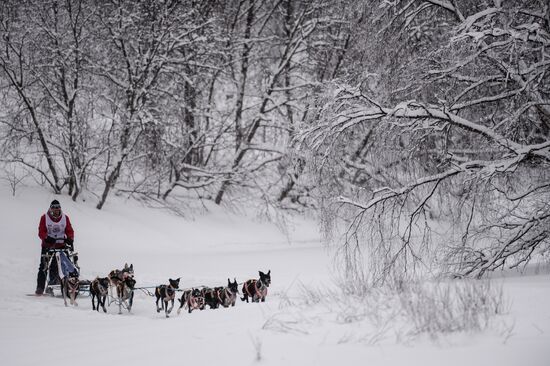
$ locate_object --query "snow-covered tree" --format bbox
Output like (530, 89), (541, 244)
(299, 0), (550, 279)
(0, 0), (97, 198)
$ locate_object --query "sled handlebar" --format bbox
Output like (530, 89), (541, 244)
(42, 248), (78, 256)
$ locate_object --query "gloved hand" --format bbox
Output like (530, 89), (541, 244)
(65, 238), (74, 250)
(45, 236), (56, 244)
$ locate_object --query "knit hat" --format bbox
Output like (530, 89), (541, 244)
(50, 200), (61, 208)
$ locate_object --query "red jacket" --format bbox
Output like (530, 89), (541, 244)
(38, 211), (74, 249)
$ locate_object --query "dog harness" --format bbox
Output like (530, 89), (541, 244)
(163, 285), (176, 300)
(93, 279), (108, 296)
(188, 293), (202, 309)
(222, 287), (236, 306)
(244, 279), (264, 300)
(254, 280), (266, 300)
(66, 277), (79, 293)
(118, 279), (134, 301)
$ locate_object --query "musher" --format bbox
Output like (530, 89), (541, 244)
(35, 200), (75, 295)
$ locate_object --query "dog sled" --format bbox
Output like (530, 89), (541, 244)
(37, 248), (90, 305)
(33, 256), (136, 314)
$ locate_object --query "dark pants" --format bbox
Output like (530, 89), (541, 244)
(36, 248), (60, 292)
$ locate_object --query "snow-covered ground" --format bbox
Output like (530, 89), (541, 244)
(0, 185), (549, 365)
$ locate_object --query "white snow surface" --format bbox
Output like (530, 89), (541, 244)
(0, 185), (549, 366)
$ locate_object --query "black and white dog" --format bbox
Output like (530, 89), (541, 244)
(155, 278), (180, 317)
(90, 277), (110, 313)
(220, 278), (239, 307)
(177, 288), (204, 314)
(62, 270), (80, 307)
(241, 270), (271, 303)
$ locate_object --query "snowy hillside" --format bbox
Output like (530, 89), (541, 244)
(0, 185), (549, 366)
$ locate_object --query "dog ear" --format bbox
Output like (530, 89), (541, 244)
(259, 271), (265, 277)
(130, 264), (133, 271)
(234, 277), (237, 284)
(228, 278), (231, 285)
(267, 270), (271, 276)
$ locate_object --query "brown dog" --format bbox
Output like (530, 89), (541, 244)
(62, 271), (80, 307)
(108, 263), (134, 288)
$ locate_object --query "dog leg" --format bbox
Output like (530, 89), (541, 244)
(167, 299), (174, 316)
(62, 280), (68, 307)
(156, 295), (162, 313)
(117, 287), (122, 314)
(128, 291), (134, 313)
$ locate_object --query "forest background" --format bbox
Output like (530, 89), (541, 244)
(1, 0), (549, 281)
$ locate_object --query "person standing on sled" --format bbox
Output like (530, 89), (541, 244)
(35, 200), (75, 295)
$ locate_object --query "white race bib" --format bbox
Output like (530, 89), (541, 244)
(45, 213), (67, 243)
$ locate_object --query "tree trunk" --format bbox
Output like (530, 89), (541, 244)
(96, 158), (123, 210)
